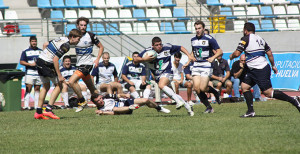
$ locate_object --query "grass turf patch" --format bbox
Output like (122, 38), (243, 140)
(0, 100), (299, 153)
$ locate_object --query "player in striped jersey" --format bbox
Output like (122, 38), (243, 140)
(34, 29), (82, 120)
(68, 17), (104, 113)
(187, 20), (222, 113)
(20, 36), (43, 110)
(135, 37), (196, 116)
(230, 22), (300, 117)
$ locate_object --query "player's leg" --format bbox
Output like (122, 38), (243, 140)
(61, 82), (69, 107)
(44, 78), (62, 119)
(133, 98), (170, 113)
(184, 81), (194, 105)
(252, 84), (261, 101)
(79, 82), (88, 102)
(34, 78), (50, 120)
(33, 84), (41, 109)
(24, 83), (33, 110)
(110, 82), (124, 94)
(241, 82), (255, 117)
(82, 75), (99, 95)
(69, 72), (84, 101)
(198, 76), (215, 113)
(158, 76), (183, 108)
(125, 83), (139, 98)
(99, 83), (113, 94)
(142, 84), (151, 99)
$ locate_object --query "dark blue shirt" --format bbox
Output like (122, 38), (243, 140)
(20, 46), (42, 76)
(122, 61), (146, 80)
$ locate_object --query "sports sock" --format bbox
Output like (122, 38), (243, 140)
(79, 97), (85, 103)
(243, 91), (254, 112)
(273, 90), (300, 107)
(155, 105), (161, 111)
(197, 92), (211, 109)
(36, 108), (43, 114)
(34, 91), (40, 109)
(24, 92), (30, 108)
(131, 91), (140, 99)
(82, 91), (88, 102)
(162, 86), (181, 103)
(143, 89), (151, 98)
(45, 105), (53, 112)
(61, 92), (69, 106)
(208, 86), (220, 102)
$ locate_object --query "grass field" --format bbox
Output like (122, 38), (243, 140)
(1, 100), (299, 153)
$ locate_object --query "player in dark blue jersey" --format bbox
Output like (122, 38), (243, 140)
(20, 36), (42, 110)
(122, 52), (151, 99)
(230, 22), (300, 117)
(186, 20), (223, 113)
(134, 37), (196, 116)
(34, 29), (82, 120)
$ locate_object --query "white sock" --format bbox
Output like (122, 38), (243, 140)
(143, 89), (151, 98)
(24, 92), (30, 108)
(82, 91), (88, 102)
(162, 86), (181, 103)
(34, 91), (40, 109)
(62, 92), (69, 106)
(193, 91), (200, 102)
(131, 91), (140, 98)
(170, 81), (176, 92)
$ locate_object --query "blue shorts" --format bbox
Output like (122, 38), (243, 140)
(242, 64), (272, 92)
(124, 98), (135, 106)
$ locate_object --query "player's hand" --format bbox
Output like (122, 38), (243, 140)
(221, 78), (226, 83)
(207, 57), (215, 63)
(188, 55), (196, 62)
(30, 62), (36, 67)
(95, 110), (103, 115)
(58, 75), (65, 83)
(143, 53), (156, 62)
(182, 63), (189, 69)
(93, 59), (100, 68)
(272, 65), (278, 74)
(239, 63), (244, 68)
(141, 81), (146, 85)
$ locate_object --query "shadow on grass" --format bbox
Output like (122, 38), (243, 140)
(240, 115), (279, 118)
(145, 114), (185, 117)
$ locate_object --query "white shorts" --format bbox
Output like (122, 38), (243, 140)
(155, 73), (173, 82)
(191, 67), (213, 77)
(40, 76), (58, 85)
(25, 75), (42, 85)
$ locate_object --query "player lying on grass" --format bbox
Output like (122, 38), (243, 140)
(91, 93), (170, 115)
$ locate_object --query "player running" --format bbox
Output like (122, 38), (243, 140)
(230, 22), (300, 117)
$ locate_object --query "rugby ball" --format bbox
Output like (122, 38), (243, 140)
(142, 50), (157, 59)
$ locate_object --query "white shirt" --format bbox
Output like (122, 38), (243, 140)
(172, 62), (183, 80)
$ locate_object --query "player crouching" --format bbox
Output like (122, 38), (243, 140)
(91, 93), (170, 115)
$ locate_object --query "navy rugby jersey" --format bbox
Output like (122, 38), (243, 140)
(191, 34), (220, 68)
(184, 62), (193, 76)
(39, 37), (70, 63)
(122, 61), (146, 80)
(236, 33), (270, 69)
(138, 43), (181, 77)
(60, 65), (76, 81)
(20, 47), (42, 76)
(91, 62), (118, 84)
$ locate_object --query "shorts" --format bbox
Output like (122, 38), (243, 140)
(154, 73), (173, 82)
(124, 80), (148, 90)
(76, 65), (93, 76)
(191, 66), (213, 77)
(242, 64), (272, 92)
(211, 79), (231, 88)
(36, 58), (58, 84)
(124, 98), (135, 106)
(25, 75), (42, 85)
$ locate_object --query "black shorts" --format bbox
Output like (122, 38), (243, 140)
(76, 65), (93, 76)
(124, 98), (135, 106)
(242, 64), (272, 92)
(124, 83), (148, 90)
(36, 58), (56, 78)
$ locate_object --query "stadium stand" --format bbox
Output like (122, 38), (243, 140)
(78, 10), (92, 19)
(65, 0), (80, 8)
(79, 0), (95, 8)
(0, 0), (8, 9)
(37, 0), (53, 9)
(51, 10), (66, 22)
(51, 0), (66, 8)
(19, 25), (36, 37)
(64, 10), (77, 22)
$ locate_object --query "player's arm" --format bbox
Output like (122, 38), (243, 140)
(53, 56), (65, 82)
(113, 66), (118, 82)
(185, 74), (192, 80)
(96, 110), (115, 115)
(134, 54), (155, 63)
(224, 71), (231, 82)
(179, 72), (184, 84)
(180, 46), (196, 62)
(208, 48), (223, 63)
(266, 49), (278, 74)
(122, 74), (134, 85)
(94, 42), (104, 68)
(117, 93), (131, 98)
(20, 52), (36, 67)
(230, 36), (248, 60)
(43, 42), (49, 50)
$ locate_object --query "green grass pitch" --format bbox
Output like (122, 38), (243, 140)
(1, 100), (299, 153)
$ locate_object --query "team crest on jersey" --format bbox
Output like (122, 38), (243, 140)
(164, 51), (168, 56)
(84, 41), (88, 45)
(202, 41), (206, 45)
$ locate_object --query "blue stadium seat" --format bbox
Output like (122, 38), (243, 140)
(19, 25), (36, 37)
(92, 23), (106, 35)
(133, 9), (149, 21)
(51, 10), (67, 22)
(248, 20), (261, 30)
(65, 24), (76, 35)
(246, 0), (264, 5)
(86, 24), (91, 31)
(79, 0), (96, 8)
(173, 22), (191, 34)
(0, 0), (9, 9)
(173, 8), (190, 20)
(65, 0), (80, 8)
(260, 19), (277, 31)
(37, 0), (53, 9)
(207, 0), (223, 6)
(160, 0), (176, 7)
(160, 22), (173, 33)
(51, 0), (66, 8)
(260, 6), (276, 18)
(106, 23), (121, 35)
(288, 0), (300, 3)
(120, 0), (136, 7)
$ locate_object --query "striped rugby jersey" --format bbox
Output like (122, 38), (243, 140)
(39, 37), (70, 63)
(20, 47), (42, 76)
